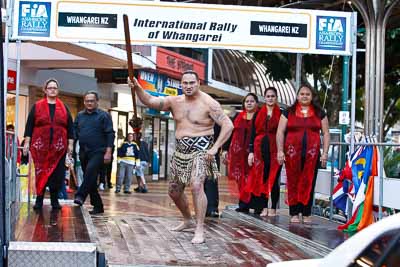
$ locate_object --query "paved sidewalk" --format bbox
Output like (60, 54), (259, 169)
(86, 179), (313, 266)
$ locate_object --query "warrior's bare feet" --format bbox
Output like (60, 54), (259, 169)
(191, 229), (205, 244)
(171, 220), (194, 232)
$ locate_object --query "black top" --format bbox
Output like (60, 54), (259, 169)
(139, 140), (150, 162)
(24, 103), (74, 141)
(74, 108), (115, 153)
(249, 107), (286, 153)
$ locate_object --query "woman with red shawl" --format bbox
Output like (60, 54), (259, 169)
(23, 78), (74, 210)
(246, 87), (282, 216)
(226, 93), (258, 213)
(276, 85), (330, 223)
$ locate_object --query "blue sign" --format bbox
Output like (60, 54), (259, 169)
(18, 1), (51, 37)
(316, 16), (346, 51)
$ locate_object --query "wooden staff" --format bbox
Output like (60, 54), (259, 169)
(123, 14), (142, 131)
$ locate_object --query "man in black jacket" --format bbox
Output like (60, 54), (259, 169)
(73, 91), (115, 214)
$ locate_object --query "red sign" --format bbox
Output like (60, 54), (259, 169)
(7, 70), (17, 91)
(156, 47), (205, 81)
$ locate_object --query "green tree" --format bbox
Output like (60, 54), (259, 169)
(249, 51), (343, 126)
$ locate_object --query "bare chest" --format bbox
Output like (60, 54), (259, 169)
(173, 101), (212, 126)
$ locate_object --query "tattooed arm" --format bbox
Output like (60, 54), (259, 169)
(127, 77), (172, 111)
(208, 100), (234, 156)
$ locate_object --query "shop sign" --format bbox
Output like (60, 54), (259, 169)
(137, 70), (157, 92)
(157, 48), (205, 80)
(137, 71), (182, 96)
(11, 0), (354, 56)
(161, 76), (182, 96)
(7, 70), (17, 91)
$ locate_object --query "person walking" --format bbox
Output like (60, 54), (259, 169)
(276, 85), (330, 223)
(73, 91), (115, 215)
(116, 133), (140, 194)
(128, 70), (233, 244)
(225, 93), (258, 214)
(133, 132), (150, 193)
(23, 78), (74, 210)
(246, 87), (282, 217)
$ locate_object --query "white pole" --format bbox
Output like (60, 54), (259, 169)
(11, 39), (21, 200)
(350, 12), (358, 154)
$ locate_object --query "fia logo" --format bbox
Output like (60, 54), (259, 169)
(318, 18), (344, 33)
(21, 3), (49, 18)
(316, 16), (346, 51)
(18, 1), (51, 37)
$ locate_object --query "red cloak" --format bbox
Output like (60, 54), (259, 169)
(227, 111), (253, 202)
(30, 98), (68, 195)
(245, 104), (281, 197)
(285, 104), (321, 206)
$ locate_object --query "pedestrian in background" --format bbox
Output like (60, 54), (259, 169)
(73, 91), (115, 215)
(225, 93), (258, 214)
(246, 87), (282, 217)
(23, 78), (74, 210)
(204, 123), (222, 218)
(276, 85), (330, 223)
(133, 132), (150, 193)
(116, 133), (140, 194)
(98, 146), (114, 191)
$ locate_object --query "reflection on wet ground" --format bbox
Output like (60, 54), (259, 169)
(14, 203), (90, 242)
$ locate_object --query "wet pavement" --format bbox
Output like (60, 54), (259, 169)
(88, 180), (312, 266)
(12, 177), (349, 266)
(14, 202), (90, 242)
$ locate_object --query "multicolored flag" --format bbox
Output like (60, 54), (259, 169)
(336, 145), (379, 233)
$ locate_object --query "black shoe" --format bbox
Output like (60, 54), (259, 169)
(123, 191), (131, 194)
(51, 201), (62, 210)
(134, 187), (141, 192)
(141, 186), (148, 193)
(115, 189), (120, 193)
(89, 207), (104, 215)
(206, 211), (219, 218)
(33, 195), (44, 210)
(254, 209), (262, 215)
(74, 196), (84, 206)
(50, 192), (62, 210)
(108, 184), (113, 189)
(235, 207), (249, 213)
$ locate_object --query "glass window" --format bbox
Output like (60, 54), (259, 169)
(349, 229), (400, 267)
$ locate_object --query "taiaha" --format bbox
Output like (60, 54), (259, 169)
(123, 14), (142, 133)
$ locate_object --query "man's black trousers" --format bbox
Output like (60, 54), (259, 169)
(76, 151), (104, 209)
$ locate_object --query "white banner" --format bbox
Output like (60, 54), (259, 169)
(12, 0), (353, 55)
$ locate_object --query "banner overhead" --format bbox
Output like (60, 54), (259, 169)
(11, 0), (354, 55)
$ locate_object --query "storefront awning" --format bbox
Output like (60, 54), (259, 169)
(210, 49), (296, 106)
(6, 41), (156, 70)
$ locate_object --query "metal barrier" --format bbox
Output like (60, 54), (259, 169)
(321, 141), (400, 223)
(4, 131), (35, 243)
